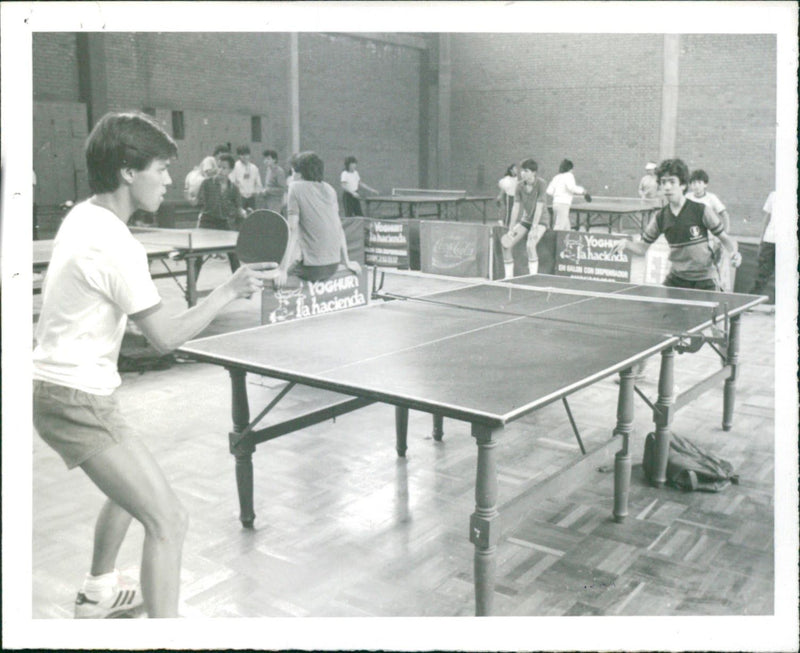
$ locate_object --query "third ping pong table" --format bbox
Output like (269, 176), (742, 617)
(568, 196), (663, 234)
(178, 272), (765, 616)
(33, 226), (238, 307)
(364, 189), (495, 223)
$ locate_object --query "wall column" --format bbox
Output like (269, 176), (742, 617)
(289, 33), (300, 155)
(659, 34), (680, 160)
(436, 34), (452, 189)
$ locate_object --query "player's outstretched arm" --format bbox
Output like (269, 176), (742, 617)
(611, 238), (649, 257)
(133, 263), (278, 354)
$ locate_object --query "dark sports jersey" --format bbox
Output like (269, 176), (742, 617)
(642, 198), (724, 280)
(516, 177), (548, 227)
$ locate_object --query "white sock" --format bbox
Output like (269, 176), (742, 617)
(504, 261), (514, 278)
(82, 569), (119, 599)
(528, 259), (539, 275)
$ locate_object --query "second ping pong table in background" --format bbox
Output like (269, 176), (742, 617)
(364, 188), (495, 223)
(33, 226), (238, 307)
(568, 196), (663, 233)
(178, 271), (764, 616)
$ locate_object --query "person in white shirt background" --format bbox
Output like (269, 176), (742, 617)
(685, 168), (733, 290)
(231, 144), (263, 212)
(638, 161), (659, 199)
(546, 158), (591, 231)
(340, 155), (378, 217)
(749, 190), (776, 299)
(183, 155), (218, 206)
(496, 163), (518, 228)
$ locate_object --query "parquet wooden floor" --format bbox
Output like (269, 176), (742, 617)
(31, 260), (779, 620)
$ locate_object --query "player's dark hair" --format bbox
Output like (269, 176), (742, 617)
(85, 111), (177, 194)
(294, 151), (325, 182)
(689, 169), (709, 184)
(217, 153), (236, 170)
(559, 159), (573, 173)
(520, 158), (538, 173)
(213, 144), (231, 157)
(655, 158), (689, 186)
(344, 156), (358, 169)
(504, 163), (517, 177)
(236, 145), (251, 156)
(262, 149), (278, 160)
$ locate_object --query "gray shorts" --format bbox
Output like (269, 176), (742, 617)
(33, 380), (139, 469)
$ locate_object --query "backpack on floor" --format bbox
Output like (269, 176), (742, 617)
(642, 431), (739, 492)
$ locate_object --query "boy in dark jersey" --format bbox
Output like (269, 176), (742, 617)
(613, 158), (741, 290)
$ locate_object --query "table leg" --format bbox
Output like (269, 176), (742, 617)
(613, 366), (636, 522)
(470, 423), (501, 616)
(651, 348), (676, 488)
(185, 256), (199, 307)
(722, 315), (741, 431)
(432, 414), (444, 441)
(228, 369), (256, 528)
(395, 406), (408, 457)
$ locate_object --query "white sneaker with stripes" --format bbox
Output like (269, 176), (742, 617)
(74, 574), (144, 619)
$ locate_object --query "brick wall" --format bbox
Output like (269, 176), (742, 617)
(31, 32), (776, 234)
(32, 33), (80, 102)
(297, 33), (421, 192)
(448, 33), (776, 236)
(675, 34), (776, 235)
(449, 33), (664, 199)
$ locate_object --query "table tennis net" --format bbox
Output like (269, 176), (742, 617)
(391, 188), (467, 199)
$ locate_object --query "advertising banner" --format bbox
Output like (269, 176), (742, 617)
(553, 230), (631, 282)
(260, 268), (368, 325)
(420, 221), (493, 278)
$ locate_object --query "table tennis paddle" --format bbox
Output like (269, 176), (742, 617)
(236, 209), (289, 265)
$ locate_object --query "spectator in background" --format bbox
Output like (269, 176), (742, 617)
(213, 144), (231, 162)
(231, 145), (263, 212)
(196, 153), (245, 274)
(685, 169), (731, 232)
(340, 156), (378, 217)
(275, 151), (361, 287)
(496, 163), (518, 228)
(749, 190), (776, 299)
(33, 169), (39, 239)
(261, 149), (287, 214)
(499, 158), (548, 277)
(546, 159), (591, 231)
(686, 169), (733, 290)
(638, 162), (659, 199)
(183, 156), (218, 206)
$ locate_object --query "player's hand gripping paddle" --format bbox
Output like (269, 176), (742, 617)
(236, 209), (289, 265)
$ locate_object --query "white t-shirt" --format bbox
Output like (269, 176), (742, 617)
(686, 191), (726, 215)
(762, 191), (775, 243)
(498, 175), (518, 197)
(232, 160), (263, 198)
(546, 171), (585, 205)
(340, 169), (360, 194)
(33, 201), (162, 394)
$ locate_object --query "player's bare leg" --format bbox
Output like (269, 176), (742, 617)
(501, 223), (530, 278)
(526, 224), (546, 275)
(81, 437), (189, 618)
(90, 499), (134, 576)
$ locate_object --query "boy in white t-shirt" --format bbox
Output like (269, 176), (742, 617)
(32, 111), (275, 618)
(686, 169), (733, 290)
(340, 155), (378, 217)
(231, 145), (263, 212)
(750, 190), (776, 298)
(546, 159), (591, 230)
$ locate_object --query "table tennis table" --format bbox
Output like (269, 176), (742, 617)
(568, 196), (663, 234)
(178, 272), (764, 616)
(364, 188), (495, 223)
(33, 227), (238, 307)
